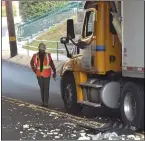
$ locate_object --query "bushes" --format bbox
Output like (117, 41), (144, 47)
(19, 1), (68, 21)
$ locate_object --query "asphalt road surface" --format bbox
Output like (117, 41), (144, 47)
(2, 98), (87, 140)
(2, 60), (64, 111)
(3, 98), (143, 140)
(2, 60), (120, 118)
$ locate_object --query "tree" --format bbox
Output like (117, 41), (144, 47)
(19, 1), (68, 22)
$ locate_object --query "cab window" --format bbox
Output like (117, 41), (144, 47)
(82, 11), (95, 38)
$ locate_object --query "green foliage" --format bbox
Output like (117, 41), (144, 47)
(23, 15), (77, 53)
(19, 1), (68, 21)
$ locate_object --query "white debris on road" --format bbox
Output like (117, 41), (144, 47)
(64, 122), (76, 127)
(23, 124), (29, 129)
(17, 122), (21, 125)
(49, 112), (58, 116)
(77, 131), (143, 140)
(28, 127), (35, 131)
(78, 136), (90, 140)
(80, 130), (85, 133)
(55, 129), (60, 132)
(54, 116), (59, 119)
(30, 133), (36, 140)
(71, 134), (77, 137)
(18, 104), (25, 107)
(3, 99), (143, 140)
(50, 130), (55, 133)
(104, 132), (118, 140)
(55, 136), (60, 139)
(43, 134), (48, 138)
(47, 132), (53, 135)
(28, 104), (36, 108)
(40, 132), (45, 135)
(134, 136), (142, 140)
(53, 132), (58, 135)
(78, 133), (91, 140)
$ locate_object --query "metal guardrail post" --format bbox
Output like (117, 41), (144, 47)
(27, 38), (29, 56)
(17, 39), (67, 60)
(57, 41), (59, 61)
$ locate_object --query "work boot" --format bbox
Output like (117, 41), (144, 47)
(43, 105), (48, 108)
(41, 103), (44, 107)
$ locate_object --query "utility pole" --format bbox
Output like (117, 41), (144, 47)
(5, 0), (17, 57)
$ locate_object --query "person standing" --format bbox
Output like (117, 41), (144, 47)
(30, 43), (56, 107)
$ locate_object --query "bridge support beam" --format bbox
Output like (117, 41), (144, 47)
(5, 1), (17, 57)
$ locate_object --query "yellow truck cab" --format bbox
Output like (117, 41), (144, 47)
(60, 1), (144, 130)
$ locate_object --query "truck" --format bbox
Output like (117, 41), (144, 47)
(60, 1), (144, 130)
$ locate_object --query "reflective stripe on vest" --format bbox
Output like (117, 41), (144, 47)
(37, 66), (51, 70)
(35, 53), (51, 70)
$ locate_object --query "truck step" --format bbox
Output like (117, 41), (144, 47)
(78, 101), (101, 107)
(80, 82), (102, 88)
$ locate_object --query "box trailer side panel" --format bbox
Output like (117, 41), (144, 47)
(122, 1), (144, 78)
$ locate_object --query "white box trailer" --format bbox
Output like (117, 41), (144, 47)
(122, 1), (144, 78)
(118, 1), (144, 129)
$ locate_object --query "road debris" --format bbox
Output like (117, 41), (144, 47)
(28, 104), (37, 108)
(18, 104), (25, 107)
(23, 124), (29, 129)
(2, 96), (144, 140)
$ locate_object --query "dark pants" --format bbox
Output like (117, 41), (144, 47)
(37, 76), (50, 106)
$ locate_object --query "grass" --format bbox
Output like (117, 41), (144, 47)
(2, 5), (17, 17)
(23, 15), (77, 53)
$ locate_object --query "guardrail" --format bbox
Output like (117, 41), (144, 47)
(18, 37), (74, 61)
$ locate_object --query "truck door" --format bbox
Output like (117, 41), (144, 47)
(80, 9), (97, 72)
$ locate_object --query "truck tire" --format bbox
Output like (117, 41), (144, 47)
(61, 72), (83, 115)
(121, 82), (144, 130)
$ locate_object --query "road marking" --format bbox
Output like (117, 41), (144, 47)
(2, 96), (103, 128)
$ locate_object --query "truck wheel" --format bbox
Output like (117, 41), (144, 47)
(121, 82), (144, 130)
(62, 72), (83, 115)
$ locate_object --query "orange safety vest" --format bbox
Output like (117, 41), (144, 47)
(33, 53), (51, 77)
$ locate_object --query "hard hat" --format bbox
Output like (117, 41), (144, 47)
(38, 43), (46, 51)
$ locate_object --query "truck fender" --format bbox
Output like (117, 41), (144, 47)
(60, 60), (73, 76)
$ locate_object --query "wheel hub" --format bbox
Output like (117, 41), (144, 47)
(124, 92), (137, 121)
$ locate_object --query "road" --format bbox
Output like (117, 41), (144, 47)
(2, 97), (87, 140)
(2, 60), (64, 111)
(2, 60), (120, 118)
(2, 61), (143, 140)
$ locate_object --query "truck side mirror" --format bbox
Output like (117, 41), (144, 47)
(67, 19), (75, 39)
(60, 37), (69, 44)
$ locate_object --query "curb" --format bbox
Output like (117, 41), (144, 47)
(2, 59), (32, 70)
(2, 56), (64, 75)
